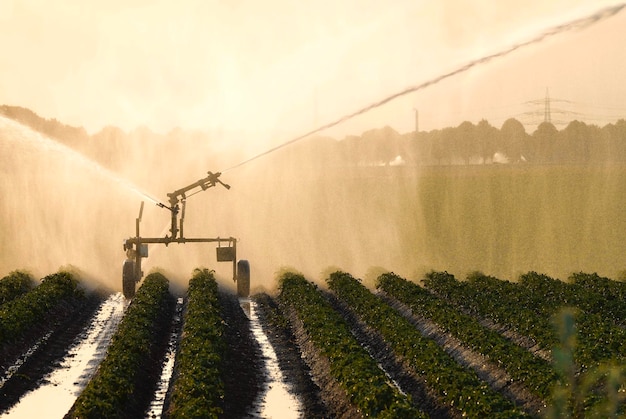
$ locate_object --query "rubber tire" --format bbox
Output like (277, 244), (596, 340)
(122, 260), (136, 299)
(237, 260), (250, 298)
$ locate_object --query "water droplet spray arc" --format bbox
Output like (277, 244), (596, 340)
(0, 3), (624, 289)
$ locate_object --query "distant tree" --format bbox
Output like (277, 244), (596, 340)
(586, 124), (606, 163)
(612, 119), (626, 162)
(456, 121), (476, 164)
(360, 126), (402, 165)
(598, 122), (624, 163)
(476, 119), (498, 163)
(431, 128), (453, 165)
(531, 122), (558, 163)
(0, 105), (89, 151)
(499, 118), (528, 163)
(559, 120), (590, 163)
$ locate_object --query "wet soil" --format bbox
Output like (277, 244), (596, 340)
(0, 290), (107, 413)
(253, 293), (330, 418)
(218, 290), (265, 418)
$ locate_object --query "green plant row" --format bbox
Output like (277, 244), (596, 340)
(278, 272), (425, 418)
(425, 271), (626, 369)
(0, 271), (82, 346)
(568, 272), (626, 325)
(72, 272), (171, 419)
(327, 271), (528, 418)
(518, 272), (626, 365)
(0, 270), (35, 306)
(166, 269), (225, 419)
(377, 272), (556, 400)
(569, 272), (626, 324)
(428, 271), (561, 349)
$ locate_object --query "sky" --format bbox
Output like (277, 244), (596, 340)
(1, 0), (625, 145)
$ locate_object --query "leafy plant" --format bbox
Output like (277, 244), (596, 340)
(0, 270), (34, 306)
(167, 268), (225, 419)
(0, 270), (82, 346)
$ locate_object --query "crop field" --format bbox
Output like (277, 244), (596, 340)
(0, 267), (624, 418)
(2, 2), (625, 417)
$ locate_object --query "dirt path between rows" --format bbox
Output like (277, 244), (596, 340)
(218, 291), (264, 418)
(0, 290), (107, 413)
(253, 293), (330, 418)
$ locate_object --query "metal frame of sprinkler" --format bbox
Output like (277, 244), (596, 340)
(122, 171), (249, 299)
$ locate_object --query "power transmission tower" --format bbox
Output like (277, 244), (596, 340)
(544, 88), (551, 124)
(522, 89), (572, 127)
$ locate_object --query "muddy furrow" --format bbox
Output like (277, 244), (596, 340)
(243, 297), (304, 418)
(253, 293), (329, 419)
(0, 290), (107, 414)
(218, 290), (264, 418)
(281, 303), (362, 419)
(1, 292), (127, 418)
(378, 290), (546, 416)
(147, 296), (185, 418)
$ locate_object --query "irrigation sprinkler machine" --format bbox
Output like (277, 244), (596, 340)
(122, 171), (250, 299)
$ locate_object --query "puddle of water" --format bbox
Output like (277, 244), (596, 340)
(146, 297), (184, 418)
(242, 298), (303, 419)
(1, 293), (127, 418)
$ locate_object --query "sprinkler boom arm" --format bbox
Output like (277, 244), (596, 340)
(156, 171), (230, 240)
(122, 170), (246, 299)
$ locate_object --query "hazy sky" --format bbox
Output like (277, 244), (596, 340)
(1, 0), (625, 142)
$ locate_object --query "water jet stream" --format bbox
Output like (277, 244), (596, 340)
(0, 116), (162, 207)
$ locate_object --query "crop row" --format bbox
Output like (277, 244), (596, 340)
(425, 271), (626, 367)
(166, 268), (225, 418)
(425, 271), (559, 350)
(569, 272), (626, 324)
(377, 272), (556, 400)
(0, 270), (34, 306)
(278, 272), (425, 418)
(521, 272), (626, 363)
(424, 270), (626, 414)
(327, 271), (528, 418)
(71, 272), (172, 419)
(517, 272), (625, 326)
(0, 271), (83, 346)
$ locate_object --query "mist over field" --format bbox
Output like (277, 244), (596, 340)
(1, 109), (625, 293)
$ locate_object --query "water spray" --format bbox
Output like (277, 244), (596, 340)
(221, 3), (625, 174)
(122, 171), (249, 299)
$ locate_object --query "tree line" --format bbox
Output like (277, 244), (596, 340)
(3, 105), (626, 169)
(324, 118), (626, 167)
